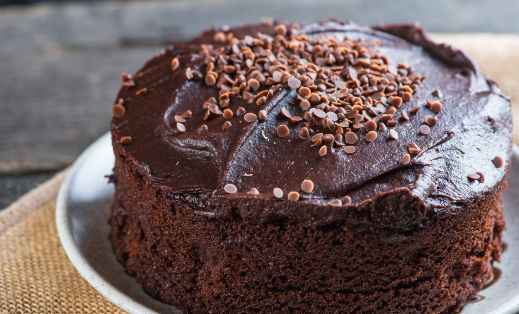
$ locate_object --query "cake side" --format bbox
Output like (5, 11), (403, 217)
(110, 141), (506, 313)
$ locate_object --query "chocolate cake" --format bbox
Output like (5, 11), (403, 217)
(109, 19), (512, 313)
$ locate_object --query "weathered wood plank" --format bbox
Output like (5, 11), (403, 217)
(1, 0), (519, 174)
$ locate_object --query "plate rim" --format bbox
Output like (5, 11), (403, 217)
(56, 132), (162, 314)
(56, 132), (519, 314)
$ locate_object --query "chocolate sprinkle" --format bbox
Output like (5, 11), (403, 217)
(197, 124), (208, 132)
(425, 115), (437, 126)
(181, 110), (193, 119)
(365, 131), (377, 142)
(299, 127), (310, 139)
(236, 107), (246, 116)
(288, 191), (300, 201)
(401, 153), (411, 164)
(259, 110), (267, 122)
(328, 199), (342, 207)
(223, 109), (233, 119)
(341, 195), (352, 204)
(468, 173), (481, 181)
(319, 145), (328, 156)
(277, 125), (290, 137)
(301, 180), (314, 193)
(273, 187), (284, 198)
(222, 121), (232, 130)
(430, 102), (442, 113)
(247, 188), (260, 195)
(419, 125), (430, 135)
(345, 132), (358, 144)
(344, 146), (355, 154)
(365, 120), (377, 132)
(493, 156), (504, 168)
(171, 58), (180, 71)
(244, 113), (257, 122)
(288, 77), (301, 89)
(224, 184), (237, 194)
(120, 136), (132, 144)
(112, 104), (126, 117)
(174, 115), (186, 123)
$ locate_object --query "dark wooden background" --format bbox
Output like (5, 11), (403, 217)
(1, 0), (519, 209)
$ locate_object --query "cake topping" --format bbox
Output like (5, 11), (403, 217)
(319, 145), (328, 156)
(223, 109), (233, 119)
(493, 156), (504, 168)
(171, 58), (180, 71)
(288, 191), (300, 201)
(344, 146), (355, 154)
(477, 172), (485, 183)
(419, 125), (430, 135)
(247, 188), (260, 194)
(222, 121), (232, 129)
(410, 105), (420, 114)
(432, 89), (443, 98)
(341, 195), (352, 204)
(177, 123), (186, 132)
(197, 124), (208, 132)
(430, 101), (442, 113)
(425, 115), (437, 126)
(273, 188), (284, 198)
(277, 125), (290, 137)
(365, 131), (377, 142)
(120, 136), (132, 144)
(136, 88), (147, 95)
(401, 153), (411, 164)
(244, 113), (257, 122)
(181, 110), (193, 118)
(388, 129), (398, 139)
(224, 184), (237, 193)
(259, 110), (268, 121)
(467, 173), (481, 181)
(113, 103), (126, 117)
(328, 199), (342, 206)
(301, 180), (314, 193)
(236, 107), (246, 115)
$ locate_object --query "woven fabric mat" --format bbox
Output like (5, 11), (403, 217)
(1, 34), (519, 313)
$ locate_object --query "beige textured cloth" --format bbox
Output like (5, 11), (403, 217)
(1, 34), (519, 313)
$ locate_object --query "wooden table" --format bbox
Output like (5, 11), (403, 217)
(1, 0), (518, 209)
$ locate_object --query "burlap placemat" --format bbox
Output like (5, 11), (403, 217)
(1, 34), (519, 313)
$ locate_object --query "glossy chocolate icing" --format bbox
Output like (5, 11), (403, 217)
(111, 20), (512, 225)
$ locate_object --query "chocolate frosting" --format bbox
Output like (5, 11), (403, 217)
(111, 20), (512, 225)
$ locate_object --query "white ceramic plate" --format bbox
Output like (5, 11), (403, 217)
(56, 132), (519, 314)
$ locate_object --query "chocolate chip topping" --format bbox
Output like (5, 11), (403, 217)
(273, 187), (284, 198)
(319, 145), (328, 156)
(277, 125), (290, 137)
(344, 146), (355, 154)
(402, 92), (412, 102)
(419, 125), (430, 135)
(365, 120), (377, 132)
(425, 115), (437, 126)
(223, 109), (233, 119)
(301, 180), (314, 193)
(222, 121), (232, 130)
(224, 184), (237, 193)
(236, 107), (246, 116)
(345, 132), (358, 144)
(288, 191), (300, 201)
(467, 173), (481, 181)
(258, 110), (267, 122)
(365, 131), (377, 142)
(171, 58), (180, 71)
(197, 124), (208, 132)
(177, 123), (186, 132)
(401, 153), (411, 164)
(477, 172), (485, 183)
(391, 97), (403, 107)
(244, 113), (257, 122)
(136, 88), (147, 96)
(389, 129), (398, 139)
(328, 199), (342, 207)
(113, 104), (126, 117)
(493, 156), (504, 168)
(247, 188), (260, 195)
(288, 77), (301, 89)
(341, 195), (352, 204)
(181, 110), (193, 119)
(120, 136), (132, 144)
(430, 102), (442, 113)
(432, 89), (443, 98)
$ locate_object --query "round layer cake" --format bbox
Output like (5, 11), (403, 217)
(109, 19), (512, 313)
